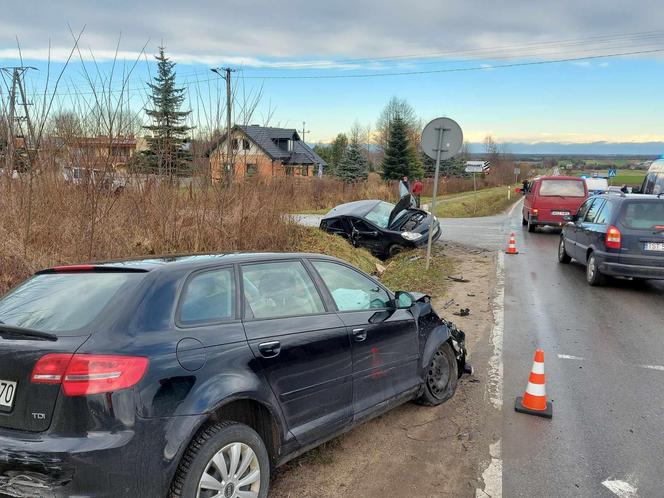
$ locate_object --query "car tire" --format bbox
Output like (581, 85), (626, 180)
(416, 342), (458, 406)
(558, 237), (572, 264)
(170, 421), (270, 498)
(388, 244), (404, 258)
(586, 252), (606, 286)
(527, 216), (536, 233)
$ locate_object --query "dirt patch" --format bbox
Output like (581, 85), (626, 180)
(269, 243), (500, 498)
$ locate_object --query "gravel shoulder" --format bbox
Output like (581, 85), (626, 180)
(270, 243), (501, 498)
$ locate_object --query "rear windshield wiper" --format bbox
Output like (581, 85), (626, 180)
(0, 324), (57, 341)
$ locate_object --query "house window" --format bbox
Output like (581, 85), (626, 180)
(242, 139), (250, 151)
(300, 165), (308, 176)
(246, 164), (257, 177)
(288, 139), (294, 152)
(232, 138), (240, 150)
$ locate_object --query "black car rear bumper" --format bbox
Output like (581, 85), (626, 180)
(599, 261), (664, 279)
(0, 417), (178, 497)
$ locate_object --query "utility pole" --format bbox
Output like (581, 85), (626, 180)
(1, 67), (35, 173)
(211, 67), (236, 184)
(301, 121), (310, 143)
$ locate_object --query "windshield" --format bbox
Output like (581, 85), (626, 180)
(539, 180), (586, 197)
(364, 201), (401, 228)
(620, 202), (664, 230)
(0, 272), (143, 333)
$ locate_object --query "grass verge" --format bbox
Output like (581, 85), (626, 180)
(422, 185), (518, 218)
(290, 225), (455, 297)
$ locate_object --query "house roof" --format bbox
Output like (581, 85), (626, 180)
(208, 125), (327, 166)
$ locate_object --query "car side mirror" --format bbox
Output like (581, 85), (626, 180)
(394, 291), (414, 309)
(515, 187), (522, 194)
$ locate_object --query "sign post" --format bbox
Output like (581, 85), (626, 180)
(421, 118), (463, 270)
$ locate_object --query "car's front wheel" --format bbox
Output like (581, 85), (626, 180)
(558, 237), (571, 264)
(170, 421), (269, 498)
(586, 252), (606, 286)
(416, 342), (458, 406)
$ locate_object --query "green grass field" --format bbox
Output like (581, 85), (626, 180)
(422, 185), (518, 218)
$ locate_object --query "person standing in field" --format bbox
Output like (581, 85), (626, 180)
(412, 177), (423, 207)
(399, 176), (410, 198)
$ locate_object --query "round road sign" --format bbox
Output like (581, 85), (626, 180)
(421, 117), (463, 161)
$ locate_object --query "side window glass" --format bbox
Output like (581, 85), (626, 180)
(312, 261), (391, 311)
(352, 219), (373, 232)
(584, 199), (605, 223)
(594, 201), (613, 225)
(242, 261), (325, 319)
(179, 268), (235, 325)
(577, 198), (594, 220)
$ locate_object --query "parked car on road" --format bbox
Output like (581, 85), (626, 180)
(583, 177), (609, 195)
(558, 193), (664, 285)
(639, 159), (664, 195)
(520, 175), (588, 232)
(320, 196), (441, 258)
(0, 253), (469, 497)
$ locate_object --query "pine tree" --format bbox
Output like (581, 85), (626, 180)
(336, 138), (368, 182)
(142, 47), (192, 176)
(381, 114), (422, 180)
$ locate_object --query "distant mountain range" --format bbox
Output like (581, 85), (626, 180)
(467, 141), (664, 156)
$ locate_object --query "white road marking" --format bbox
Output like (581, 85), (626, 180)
(507, 197), (524, 217)
(602, 478), (638, 498)
(476, 440), (502, 498)
(475, 252), (505, 498)
(557, 354), (585, 360)
(638, 364), (664, 372)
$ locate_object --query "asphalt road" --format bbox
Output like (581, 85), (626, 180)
(442, 199), (664, 498)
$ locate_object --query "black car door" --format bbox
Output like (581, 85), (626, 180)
(240, 259), (353, 446)
(577, 198), (606, 259)
(309, 259), (420, 420)
(349, 218), (385, 254)
(567, 197), (595, 260)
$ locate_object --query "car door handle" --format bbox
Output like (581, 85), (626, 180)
(258, 341), (281, 358)
(352, 328), (367, 342)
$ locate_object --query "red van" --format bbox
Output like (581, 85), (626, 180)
(521, 176), (588, 232)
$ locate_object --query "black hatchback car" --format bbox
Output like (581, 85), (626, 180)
(320, 196), (441, 258)
(0, 252), (468, 497)
(558, 193), (664, 285)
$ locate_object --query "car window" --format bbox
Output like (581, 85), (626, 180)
(576, 198), (595, 220)
(0, 273), (143, 333)
(312, 261), (391, 311)
(594, 200), (614, 225)
(620, 202), (664, 229)
(242, 261), (325, 319)
(364, 201), (394, 228)
(539, 179), (586, 197)
(351, 219), (374, 232)
(584, 199), (605, 223)
(179, 268), (235, 324)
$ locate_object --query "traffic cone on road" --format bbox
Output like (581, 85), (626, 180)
(505, 233), (519, 255)
(515, 349), (552, 419)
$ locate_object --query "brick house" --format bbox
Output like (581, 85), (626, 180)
(207, 125), (327, 181)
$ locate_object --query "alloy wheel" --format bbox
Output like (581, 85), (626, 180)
(197, 442), (261, 498)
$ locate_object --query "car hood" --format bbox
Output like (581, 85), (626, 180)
(388, 196), (413, 226)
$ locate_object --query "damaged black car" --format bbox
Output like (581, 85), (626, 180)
(0, 252), (468, 498)
(319, 196), (442, 258)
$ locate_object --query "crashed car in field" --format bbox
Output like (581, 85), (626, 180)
(319, 196), (441, 258)
(0, 252), (468, 498)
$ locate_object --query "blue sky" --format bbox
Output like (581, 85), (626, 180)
(2, 0), (664, 148)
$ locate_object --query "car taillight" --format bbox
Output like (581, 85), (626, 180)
(32, 354), (149, 396)
(606, 225), (622, 249)
(532, 208), (539, 216)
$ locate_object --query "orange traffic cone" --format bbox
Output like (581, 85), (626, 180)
(515, 349), (552, 418)
(505, 232), (519, 254)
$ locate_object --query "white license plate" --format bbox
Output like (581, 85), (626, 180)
(552, 211), (570, 216)
(0, 380), (17, 409)
(644, 242), (664, 252)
